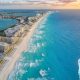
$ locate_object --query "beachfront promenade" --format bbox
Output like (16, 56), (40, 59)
(0, 13), (48, 80)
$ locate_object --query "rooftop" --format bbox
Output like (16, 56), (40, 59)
(4, 25), (21, 37)
(0, 42), (9, 46)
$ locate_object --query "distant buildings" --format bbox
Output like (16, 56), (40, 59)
(0, 42), (13, 53)
(0, 14), (3, 19)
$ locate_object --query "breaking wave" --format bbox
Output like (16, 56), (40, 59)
(78, 58), (80, 79)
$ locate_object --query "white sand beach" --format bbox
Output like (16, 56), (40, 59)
(0, 14), (48, 80)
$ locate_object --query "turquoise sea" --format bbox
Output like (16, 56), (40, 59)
(0, 19), (18, 31)
(8, 10), (80, 80)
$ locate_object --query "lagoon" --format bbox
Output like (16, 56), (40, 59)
(0, 19), (18, 31)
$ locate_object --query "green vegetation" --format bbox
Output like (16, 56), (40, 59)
(0, 30), (6, 36)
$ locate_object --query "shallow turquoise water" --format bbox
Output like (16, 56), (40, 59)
(8, 10), (80, 80)
(0, 19), (18, 31)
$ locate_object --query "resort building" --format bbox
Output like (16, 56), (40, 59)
(27, 16), (39, 26)
(0, 42), (13, 53)
(28, 17), (37, 22)
(16, 17), (28, 24)
(0, 53), (4, 61)
(28, 14), (42, 25)
(0, 37), (19, 44)
(0, 24), (29, 44)
(4, 26), (20, 37)
(4, 24), (28, 37)
(36, 13), (42, 19)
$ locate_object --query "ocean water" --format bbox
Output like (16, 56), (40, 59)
(0, 19), (18, 31)
(8, 10), (80, 80)
(2, 12), (37, 17)
(0, 9), (48, 17)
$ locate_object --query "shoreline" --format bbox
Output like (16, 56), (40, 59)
(0, 13), (48, 80)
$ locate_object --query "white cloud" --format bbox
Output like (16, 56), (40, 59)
(0, 0), (56, 2)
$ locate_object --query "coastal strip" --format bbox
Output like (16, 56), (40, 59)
(0, 13), (49, 80)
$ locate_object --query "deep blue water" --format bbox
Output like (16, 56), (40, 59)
(8, 10), (80, 80)
(0, 19), (18, 31)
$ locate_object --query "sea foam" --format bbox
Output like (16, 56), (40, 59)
(78, 58), (80, 79)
